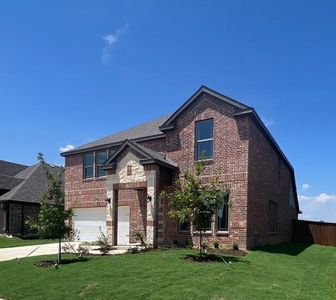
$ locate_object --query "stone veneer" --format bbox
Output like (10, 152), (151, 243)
(106, 151), (159, 246)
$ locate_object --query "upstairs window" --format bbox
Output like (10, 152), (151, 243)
(196, 119), (213, 160)
(84, 153), (94, 179)
(96, 150), (108, 177)
(217, 193), (229, 232)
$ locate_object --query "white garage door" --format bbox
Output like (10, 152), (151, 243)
(73, 208), (106, 242)
(118, 206), (130, 245)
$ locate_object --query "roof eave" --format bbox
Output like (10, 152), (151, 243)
(139, 158), (178, 170)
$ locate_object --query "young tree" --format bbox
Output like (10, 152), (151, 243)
(28, 153), (73, 264)
(161, 160), (229, 256)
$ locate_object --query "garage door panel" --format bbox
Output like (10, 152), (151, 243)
(73, 208), (106, 242)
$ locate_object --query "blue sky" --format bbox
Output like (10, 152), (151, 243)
(0, 1), (335, 222)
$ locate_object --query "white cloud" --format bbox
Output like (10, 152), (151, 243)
(59, 144), (75, 152)
(302, 183), (310, 190)
(299, 193), (336, 203)
(299, 193), (336, 222)
(101, 24), (128, 64)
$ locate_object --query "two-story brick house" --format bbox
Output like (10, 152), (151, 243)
(62, 86), (299, 249)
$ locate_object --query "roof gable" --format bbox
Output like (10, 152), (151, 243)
(104, 140), (178, 170)
(159, 85), (250, 131)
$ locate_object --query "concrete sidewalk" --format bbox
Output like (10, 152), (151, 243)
(0, 242), (128, 262)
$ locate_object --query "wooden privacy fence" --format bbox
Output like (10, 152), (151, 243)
(293, 219), (336, 247)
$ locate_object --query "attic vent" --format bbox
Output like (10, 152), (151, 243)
(127, 165), (132, 176)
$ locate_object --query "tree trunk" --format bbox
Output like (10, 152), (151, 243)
(57, 238), (61, 264)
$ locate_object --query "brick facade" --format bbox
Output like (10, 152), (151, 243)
(64, 88), (298, 249)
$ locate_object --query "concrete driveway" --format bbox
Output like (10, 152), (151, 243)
(0, 243), (62, 262)
(0, 242), (128, 262)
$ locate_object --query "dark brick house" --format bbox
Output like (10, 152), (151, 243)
(61, 86), (299, 249)
(0, 160), (62, 235)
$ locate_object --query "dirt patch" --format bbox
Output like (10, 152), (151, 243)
(35, 260), (56, 268)
(209, 249), (247, 257)
(35, 258), (88, 268)
(185, 253), (236, 263)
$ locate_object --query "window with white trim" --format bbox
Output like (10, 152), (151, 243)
(195, 119), (213, 160)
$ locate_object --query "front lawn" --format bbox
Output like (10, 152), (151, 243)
(0, 237), (57, 248)
(0, 243), (335, 299)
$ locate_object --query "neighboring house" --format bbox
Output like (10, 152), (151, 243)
(61, 86), (299, 249)
(0, 160), (62, 235)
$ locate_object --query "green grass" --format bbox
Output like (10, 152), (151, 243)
(0, 243), (335, 300)
(0, 237), (57, 248)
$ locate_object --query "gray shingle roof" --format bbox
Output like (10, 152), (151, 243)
(0, 163), (63, 204)
(0, 174), (24, 191)
(0, 160), (27, 177)
(61, 114), (171, 156)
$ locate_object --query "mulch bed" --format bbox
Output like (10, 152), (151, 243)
(185, 249), (248, 263)
(35, 258), (88, 268)
(209, 248), (247, 257)
(35, 261), (57, 268)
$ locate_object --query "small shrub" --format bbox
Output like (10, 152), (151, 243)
(172, 239), (179, 246)
(78, 245), (90, 258)
(128, 246), (140, 254)
(97, 230), (112, 255)
(213, 241), (219, 249)
(233, 242), (239, 250)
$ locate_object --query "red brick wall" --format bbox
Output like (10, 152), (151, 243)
(247, 118), (298, 248)
(64, 154), (107, 209)
(142, 93), (250, 249)
(64, 91), (297, 249)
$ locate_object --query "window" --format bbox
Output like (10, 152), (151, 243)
(217, 194), (229, 232)
(195, 119), (213, 160)
(84, 153), (94, 179)
(179, 221), (190, 232)
(268, 200), (278, 233)
(96, 150), (108, 177)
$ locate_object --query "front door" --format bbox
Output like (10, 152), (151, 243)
(117, 206), (130, 245)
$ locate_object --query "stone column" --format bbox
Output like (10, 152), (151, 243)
(145, 167), (158, 247)
(106, 188), (118, 245)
